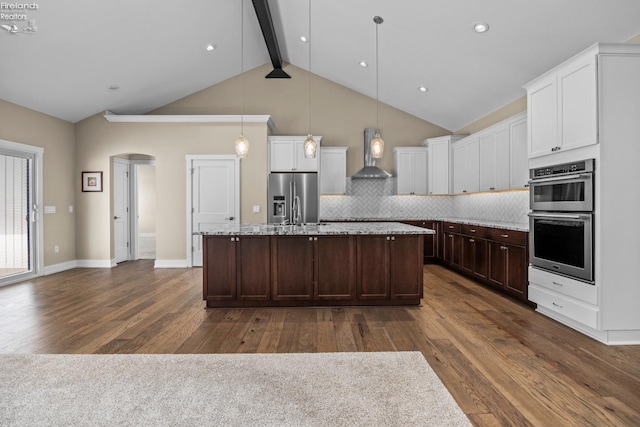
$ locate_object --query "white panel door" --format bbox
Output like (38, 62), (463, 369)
(113, 160), (130, 263)
(428, 140), (450, 195)
(191, 158), (237, 267)
(494, 126), (511, 191)
(411, 150), (428, 195)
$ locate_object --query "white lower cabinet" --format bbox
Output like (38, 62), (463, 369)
(528, 267), (599, 330)
(320, 147), (347, 194)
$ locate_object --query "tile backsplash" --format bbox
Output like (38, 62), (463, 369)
(320, 178), (529, 226)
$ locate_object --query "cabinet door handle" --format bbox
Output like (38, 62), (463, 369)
(552, 302), (563, 308)
(501, 234), (509, 238)
(470, 229), (476, 233)
(391, 236), (395, 241)
(469, 239), (475, 243)
(386, 236), (390, 241)
(448, 225), (454, 229)
(314, 237), (318, 241)
(552, 281), (564, 287)
(230, 237), (235, 241)
(309, 237), (313, 241)
(500, 246), (507, 250)
(448, 234), (453, 238)
(490, 187), (495, 191)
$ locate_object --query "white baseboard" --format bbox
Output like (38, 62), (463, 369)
(154, 259), (188, 268)
(44, 260), (78, 275)
(76, 259), (116, 268)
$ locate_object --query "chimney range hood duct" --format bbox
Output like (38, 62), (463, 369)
(351, 128), (392, 179)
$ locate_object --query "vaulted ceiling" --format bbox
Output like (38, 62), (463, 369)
(1, 0), (639, 131)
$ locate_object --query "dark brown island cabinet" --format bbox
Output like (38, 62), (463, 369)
(202, 225), (427, 308)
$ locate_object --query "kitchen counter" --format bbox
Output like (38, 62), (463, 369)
(321, 218), (528, 232)
(196, 222), (435, 236)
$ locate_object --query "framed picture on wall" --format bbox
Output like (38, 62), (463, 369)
(82, 171), (103, 192)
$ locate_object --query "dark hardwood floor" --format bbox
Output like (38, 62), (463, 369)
(1, 260), (639, 425)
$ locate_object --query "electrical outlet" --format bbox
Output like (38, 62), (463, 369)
(54, 245), (59, 253)
(252, 205), (261, 213)
(68, 205), (74, 213)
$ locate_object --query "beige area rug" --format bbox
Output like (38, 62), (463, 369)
(0, 352), (471, 426)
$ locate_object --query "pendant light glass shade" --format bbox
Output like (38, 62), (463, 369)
(370, 133), (384, 159)
(372, 16), (384, 159)
(304, 134), (317, 158)
(235, 135), (249, 159)
(235, 0), (249, 159)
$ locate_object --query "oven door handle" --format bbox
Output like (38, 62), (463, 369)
(528, 173), (591, 184)
(528, 212), (588, 220)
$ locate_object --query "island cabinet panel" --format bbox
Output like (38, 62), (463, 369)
(271, 236), (314, 300)
(314, 236), (356, 300)
(203, 236), (271, 302)
(203, 236), (237, 300)
(356, 235), (390, 299)
(236, 236), (271, 300)
(390, 235), (424, 299)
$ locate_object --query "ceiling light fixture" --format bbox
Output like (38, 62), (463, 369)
(418, 86), (428, 92)
(206, 44), (216, 51)
(359, 61), (368, 68)
(472, 21), (490, 33)
(370, 16), (384, 159)
(303, 0), (317, 159)
(235, 0), (249, 159)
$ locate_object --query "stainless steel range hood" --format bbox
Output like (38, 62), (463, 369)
(351, 128), (392, 179)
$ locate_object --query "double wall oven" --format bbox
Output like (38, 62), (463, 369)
(528, 159), (595, 283)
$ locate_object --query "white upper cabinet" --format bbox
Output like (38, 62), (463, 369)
(393, 147), (428, 195)
(452, 137), (480, 194)
(509, 116), (529, 189)
(320, 147), (347, 194)
(525, 47), (597, 158)
(268, 136), (323, 172)
(479, 112), (528, 192)
(422, 135), (467, 195)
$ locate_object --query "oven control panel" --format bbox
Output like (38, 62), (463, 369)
(531, 159), (594, 178)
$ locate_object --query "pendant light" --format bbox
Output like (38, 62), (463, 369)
(235, 0), (249, 159)
(370, 15), (384, 159)
(303, 0), (317, 159)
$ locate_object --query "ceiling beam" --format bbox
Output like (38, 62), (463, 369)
(251, 0), (291, 78)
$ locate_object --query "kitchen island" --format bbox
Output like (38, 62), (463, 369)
(198, 222), (434, 308)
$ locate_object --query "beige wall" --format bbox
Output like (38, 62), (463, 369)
(454, 96), (527, 135)
(0, 99), (76, 267)
(153, 63), (450, 176)
(75, 115), (268, 261)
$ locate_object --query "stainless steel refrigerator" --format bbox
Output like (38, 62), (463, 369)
(268, 173), (319, 224)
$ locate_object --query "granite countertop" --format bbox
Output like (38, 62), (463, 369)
(321, 217), (529, 232)
(195, 222), (435, 236)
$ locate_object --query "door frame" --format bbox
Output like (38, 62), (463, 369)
(185, 155), (240, 267)
(112, 157), (131, 264)
(0, 138), (44, 286)
(130, 159), (155, 260)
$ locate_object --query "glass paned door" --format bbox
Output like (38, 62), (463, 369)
(0, 153), (32, 280)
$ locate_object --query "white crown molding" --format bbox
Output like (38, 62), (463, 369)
(103, 111), (275, 129)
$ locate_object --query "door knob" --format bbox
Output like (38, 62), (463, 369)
(114, 216), (120, 220)
(225, 216), (235, 220)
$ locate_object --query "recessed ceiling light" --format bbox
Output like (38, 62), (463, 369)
(472, 21), (490, 33)
(206, 44), (216, 51)
(108, 85), (120, 91)
(418, 86), (428, 92)
(299, 36), (308, 43)
(359, 61), (368, 68)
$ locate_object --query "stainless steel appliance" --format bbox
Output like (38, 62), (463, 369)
(268, 173), (319, 225)
(529, 159), (594, 212)
(528, 159), (595, 283)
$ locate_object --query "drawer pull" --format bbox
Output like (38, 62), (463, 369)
(448, 225), (454, 229)
(470, 229), (476, 233)
(552, 302), (563, 308)
(469, 239), (475, 243)
(500, 246), (507, 250)
(552, 281), (564, 287)
(448, 234), (453, 238)
(501, 234), (509, 238)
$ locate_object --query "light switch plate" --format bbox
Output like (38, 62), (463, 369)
(44, 206), (56, 214)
